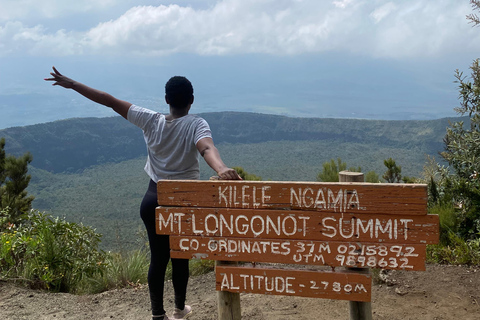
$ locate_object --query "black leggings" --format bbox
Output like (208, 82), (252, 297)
(141, 179), (189, 316)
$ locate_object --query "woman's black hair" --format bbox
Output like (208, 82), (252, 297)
(165, 76), (194, 109)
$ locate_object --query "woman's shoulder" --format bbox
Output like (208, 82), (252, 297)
(128, 105), (165, 130)
(183, 114), (208, 123)
(130, 105), (162, 116)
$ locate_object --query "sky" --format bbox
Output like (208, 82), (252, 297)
(1, 0), (480, 129)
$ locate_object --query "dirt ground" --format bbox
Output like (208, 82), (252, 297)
(0, 264), (479, 320)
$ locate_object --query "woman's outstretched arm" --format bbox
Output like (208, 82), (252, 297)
(44, 66), (132, 119)
(197, 137), (242, 180)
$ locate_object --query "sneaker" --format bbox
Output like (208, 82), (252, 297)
(172, 305), (192, 319)
(152, 315), (169, 320)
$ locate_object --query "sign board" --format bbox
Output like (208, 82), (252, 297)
(169, 236), (427, 271)
(216, 265), (372, 302)
(156, 180), (438, 302)
(155, 207), (439, 244)
(157, 180), (428, 215)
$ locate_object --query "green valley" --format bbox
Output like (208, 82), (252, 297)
(0, 112), (460, 249)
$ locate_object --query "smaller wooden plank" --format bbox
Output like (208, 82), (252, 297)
(170, 236), (427, 270)
(157, 180), (428, 215)
(216, 265), (371, 302)
(156, 207), (440, 244)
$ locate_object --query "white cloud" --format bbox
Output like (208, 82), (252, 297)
(0, 21), (81, 56)
(0, 0), (479, 59)
(333, 0), (355, 9)
(369, 1), (478, 58)
(0, 0), (117, 21)
(85, 5), (198, 55)
(80, 0), (359, 56)
(370, 2), (397, 24)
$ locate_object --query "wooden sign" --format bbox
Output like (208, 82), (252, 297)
(154, 179), (437, 315)
(155, 207), (439, 244)
(169, 236), (427, 271)
(216, 265), (371, 302)
(157, 180), (427, 215)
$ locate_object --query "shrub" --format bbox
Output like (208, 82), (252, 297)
(428, 203), (458, 246)
(79, 252), (215, 294)
(79, 249), (150, 294)
(233, 167), (262, 181)
(0, 209), (105, 292)
(427, 234), (480, 265)
(189, 259), (215, 276)
(426, 201), (480, 265)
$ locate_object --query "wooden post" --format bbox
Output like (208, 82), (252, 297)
(210, 175), (241, 320)
(339, 171), (373, 320)
(338, 170), (365, 183)
(216, 261), (242, 320)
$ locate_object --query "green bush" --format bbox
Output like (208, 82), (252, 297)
(78, 248), (217, 294)
(427, 234), (480, 265)
(0, 209), (105, 292)
(429, 203), (458, 246)
(1, 207), (251, 294)
(426, 202), (480, 265)
(79, 249), (150, 294)
(189, 259), (215, 276)
(233, 167), (262, 181)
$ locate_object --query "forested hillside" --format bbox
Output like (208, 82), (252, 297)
(0, 112), (461, 173)
(0, 112), (461, 249)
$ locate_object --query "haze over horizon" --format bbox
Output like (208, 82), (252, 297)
(1, 0), (480, 129)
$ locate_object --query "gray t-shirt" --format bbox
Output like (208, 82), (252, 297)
(127, 105), (212, 181)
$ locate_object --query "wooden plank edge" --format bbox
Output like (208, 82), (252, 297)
(215, 265), (372, 302)
(169, 236), (426, 271)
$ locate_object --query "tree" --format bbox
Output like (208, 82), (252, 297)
(365, 171), (380, 183)
(233, 167), (262, 181)
(317, 158), (346, 182)
(402, 176), (417, 183)
(316, 158), (360, 182)
(442, 59), (480, 181)
(467, 0), (480, 26)
(382, 158), (402, 183)
(0, 137), (34, 226)
(440, 58), (480, 239)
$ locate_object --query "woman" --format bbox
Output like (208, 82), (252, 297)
(45, 67), (241, 320)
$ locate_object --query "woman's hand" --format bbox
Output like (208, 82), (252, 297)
(217, 167), (242, 180)
(197, 138), (243, 180)
(44, 66), (75, 89)
(43, 66), (132, 119)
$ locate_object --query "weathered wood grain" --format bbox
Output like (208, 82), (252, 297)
(216, 265), (371, 302)
(157, 180), (428, 215)
(155, 207), (439, 244)
(170, 236), (427, 270)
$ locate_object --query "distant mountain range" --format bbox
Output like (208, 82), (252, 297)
(1, 112), (461, 174)
(1, 112), (462, 249)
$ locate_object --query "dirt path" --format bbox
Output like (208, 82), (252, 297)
(1, 265), (479, 320)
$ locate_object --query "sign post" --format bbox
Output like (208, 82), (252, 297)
(339, 171), (372, 320)
(156, 177), (438, 320)
(216, 259), (241, 320)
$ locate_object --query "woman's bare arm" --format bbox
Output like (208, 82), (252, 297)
(197, 137), (242, 180)
(44, 66), (132, 119)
